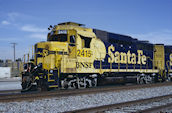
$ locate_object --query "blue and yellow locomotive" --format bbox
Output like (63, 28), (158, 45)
(21, 22), (172, 91)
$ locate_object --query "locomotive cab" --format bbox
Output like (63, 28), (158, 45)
(32, 29), (77, 90)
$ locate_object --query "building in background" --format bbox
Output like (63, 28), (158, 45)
(0, 59), (23, 78)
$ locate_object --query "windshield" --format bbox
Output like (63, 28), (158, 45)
(48, 34), (67, 42)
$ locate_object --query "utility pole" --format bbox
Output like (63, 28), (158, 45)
(10, 43), (17, 62)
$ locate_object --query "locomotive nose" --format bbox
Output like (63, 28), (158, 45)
(35, 41), (68, 70)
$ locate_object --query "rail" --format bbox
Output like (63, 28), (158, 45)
(0, 82), (171, 103)
(66, 94), (172, 113)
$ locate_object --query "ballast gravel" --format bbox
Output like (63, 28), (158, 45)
(0, 85), (172, 113)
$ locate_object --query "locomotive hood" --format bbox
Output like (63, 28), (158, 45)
(35, 41), (68, 70)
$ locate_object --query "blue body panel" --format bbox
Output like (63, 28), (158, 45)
(93, 29), (154, 71)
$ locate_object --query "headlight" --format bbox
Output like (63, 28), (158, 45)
(37, 63), (42, 68)
(50, 70), (53, 74)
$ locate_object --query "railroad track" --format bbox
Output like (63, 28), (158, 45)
(0, 82), (172, 103)
(0, 89), (21, 95)
(66, 94), (172, 113)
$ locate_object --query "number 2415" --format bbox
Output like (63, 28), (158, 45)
(77, 50), (92, 57)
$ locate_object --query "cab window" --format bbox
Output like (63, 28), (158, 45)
(69, 35), (76, 46)
(80, 36), (91, 48)
(48, 34), (67, 42)
(70, 35), (75, 43)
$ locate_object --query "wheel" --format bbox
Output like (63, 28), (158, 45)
(139, 76), (145, 84)
(92, 78), (97, 87)
(137, 76), (145, 84)
(145, 75), (153, 84)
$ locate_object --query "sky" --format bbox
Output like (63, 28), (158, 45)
(0, 0), (172, 60)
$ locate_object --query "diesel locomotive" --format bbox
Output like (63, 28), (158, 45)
(21, 22), (172, 91)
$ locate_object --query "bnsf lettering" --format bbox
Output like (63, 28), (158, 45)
(108, 45), (146, 65)
(76, 62), (92, 68)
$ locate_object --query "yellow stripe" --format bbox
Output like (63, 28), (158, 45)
(99, 69), (159, 73)
(49, 85), (58, 88)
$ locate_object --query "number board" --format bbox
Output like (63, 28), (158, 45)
(77, 49), (92, 57)
(58, 30), (67, 34)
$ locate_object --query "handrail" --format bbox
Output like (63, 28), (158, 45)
(166, 60), (170, 76)
(146, 56), (153, 71)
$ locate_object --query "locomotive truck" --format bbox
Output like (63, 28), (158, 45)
(21, 22), (172, 91)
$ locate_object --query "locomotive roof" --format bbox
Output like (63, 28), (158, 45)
(51, 22), (96, 38)
(54, 22), (153, 45)
(58, 22), (85, 26)
(93, 29), (152, 45)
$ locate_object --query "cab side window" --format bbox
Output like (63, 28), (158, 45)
(80, 36), (91, 48)
(70, 35), (76, 46)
